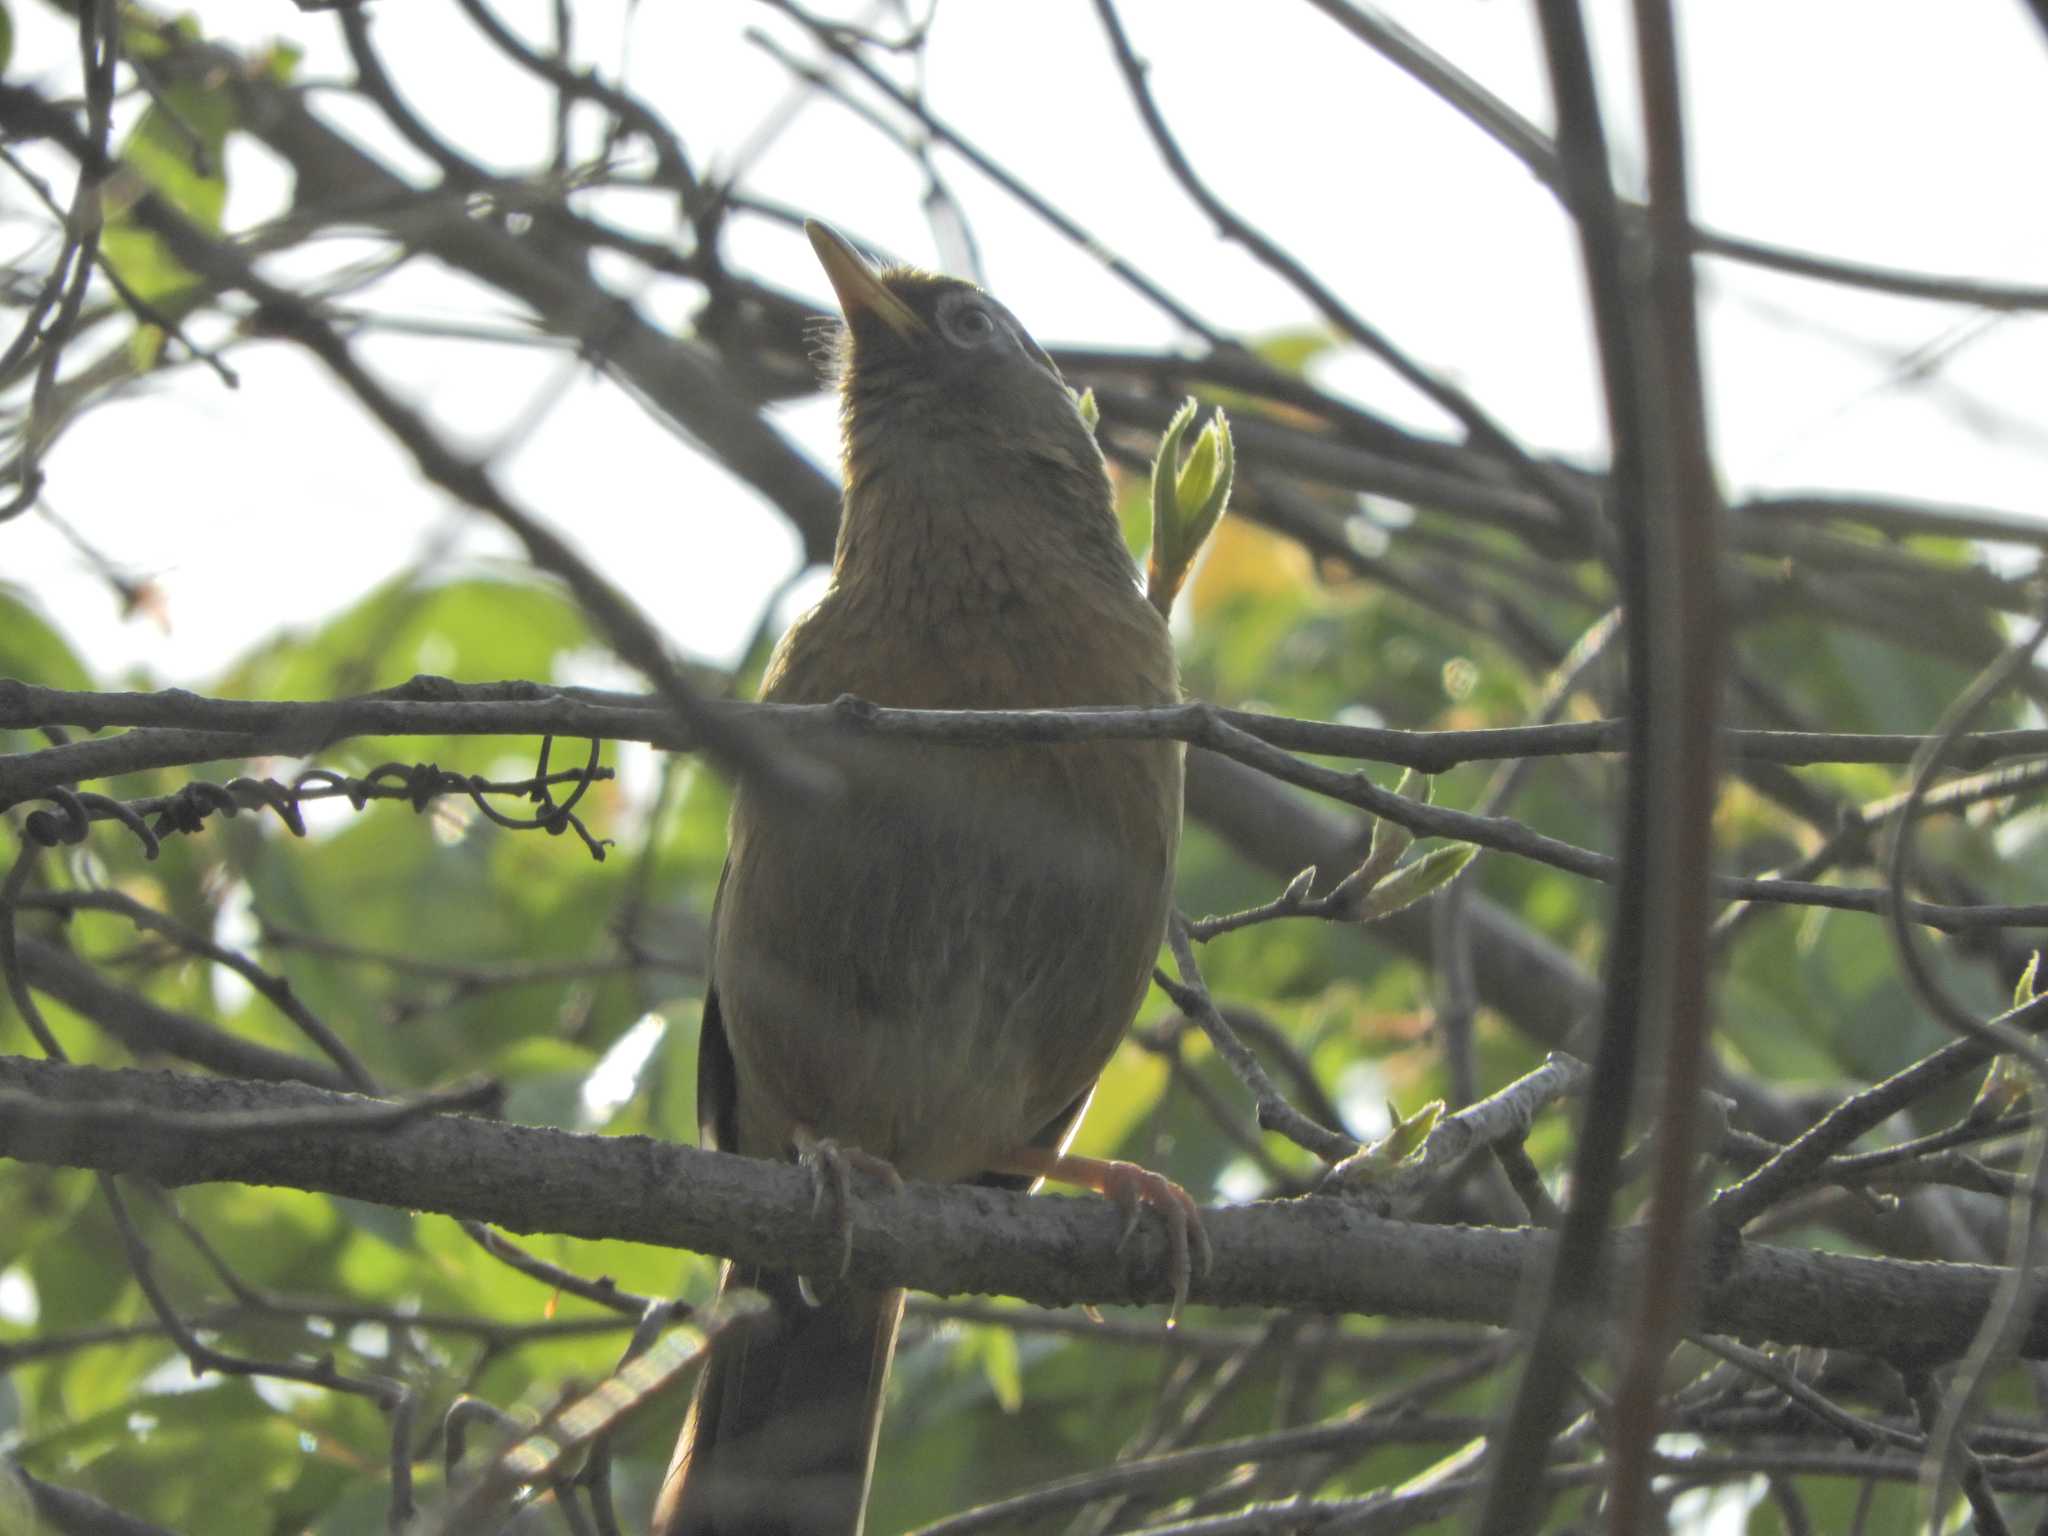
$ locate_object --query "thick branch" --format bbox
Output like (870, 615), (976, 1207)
(2, 1057), (2043, 1363)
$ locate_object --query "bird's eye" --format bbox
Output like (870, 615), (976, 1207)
(941, 300), (999, 347)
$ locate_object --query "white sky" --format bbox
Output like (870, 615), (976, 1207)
(6, 1), (2045, 688)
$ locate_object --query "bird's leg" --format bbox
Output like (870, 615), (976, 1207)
(791, 1123), (904, 1280)
(993, 1147), (1213, 1321)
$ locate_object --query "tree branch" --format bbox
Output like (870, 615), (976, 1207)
(3, 1056), (2045, 1363)
(10, 683), (2048, 931)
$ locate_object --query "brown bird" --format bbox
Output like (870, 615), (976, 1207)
(650, 224), (1198, 1536)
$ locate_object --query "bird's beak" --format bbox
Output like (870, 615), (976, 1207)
(807, 221), (926, 341)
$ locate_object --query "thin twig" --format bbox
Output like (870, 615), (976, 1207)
(1157, 914), (1359, 1165)
(23, 886), (378, 1092)
(1092, 0), (1598, 538)
(1304, 0), (2048, 313)
(14, 686), (2048, 933)
(1713, 991), (2048, 1230)
(761, 0), (1227, 345)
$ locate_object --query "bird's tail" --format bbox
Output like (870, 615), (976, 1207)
(651, 1264), (904, 1536)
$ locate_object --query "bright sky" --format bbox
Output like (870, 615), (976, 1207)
(8, 1), (2045, 688)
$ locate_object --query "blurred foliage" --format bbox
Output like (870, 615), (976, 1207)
(1, 14), (2042, 1534)
(7, 459), (2032, 1530)
(100, 13), (233, 369)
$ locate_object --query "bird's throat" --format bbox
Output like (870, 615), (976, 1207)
(835, 440), (1136, 616)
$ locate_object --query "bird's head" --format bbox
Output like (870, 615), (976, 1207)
(806, 221), (1103, 499)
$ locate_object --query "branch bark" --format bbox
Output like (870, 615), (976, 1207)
(3, 1056), (2041, 1363)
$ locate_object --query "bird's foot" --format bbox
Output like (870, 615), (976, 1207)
(791, 1124), (903, 1280)
(997, 1148), (1212, 1323)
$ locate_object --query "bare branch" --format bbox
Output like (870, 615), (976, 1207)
(6, 1055), (2048, 1361)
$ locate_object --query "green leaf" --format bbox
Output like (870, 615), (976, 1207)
(26, 1198), (127, 1331)
(1173, 412), (1234, 555)
(1378, 1098), (1444, 1163)
(1970, 959), (2037, 1123)
(1356, 843), (1479, 923)
(1113, 468), (1151, 565)
(1144, 399), (1235, 619)
(225, 573), (594, 710)
(1332, 1098), (1445, 1186)
(1970, 1054), (2033, 1124)
(100, 75), (235, 319)
(256, 39), (302, 85)
(1355, 769), (1427, 887)
(1146, 396), (1198, 581)
(0, 587), (94, 692)
(0, 5), (15, 78)
(1070, 385), (1098, 435)
(1252, 324), (1343, 376)
(965, 1325), (1022, 1414)
(1176, 418), (1221, 521)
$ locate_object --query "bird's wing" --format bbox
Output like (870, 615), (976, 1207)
(972, 1081), (1097, 1193)
(658, 861), (905, 1536)
(696, 859), (739, 1155)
